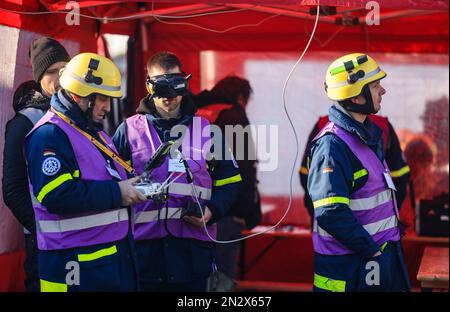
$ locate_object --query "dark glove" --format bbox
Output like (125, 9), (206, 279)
(181, 200), (206, 218)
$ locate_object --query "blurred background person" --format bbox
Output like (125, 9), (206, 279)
(194, 76), (262, 290)
(2, 37), (69, 292)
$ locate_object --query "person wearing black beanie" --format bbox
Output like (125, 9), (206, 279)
(29, 37), (70, 97)
(2, 37), (69, 292)
(29, 37), (70, 82)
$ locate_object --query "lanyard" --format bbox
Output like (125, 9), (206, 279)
(51, 108), (134, 174)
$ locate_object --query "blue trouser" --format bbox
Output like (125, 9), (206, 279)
(313, 240), (411, 292)
(140, 278), (208, 292)
(38, 232), (138, 292)
(215, 216), (243, 279)
(24, 233), (40, 292)
(135, 236), (215, 292)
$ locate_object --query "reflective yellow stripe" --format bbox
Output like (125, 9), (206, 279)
(390, 165), (410, 178)
(40, 279), (67, 292)
(380, 242), (388, 252)
(213, 174), (242, 187)
(37, 173), (73, 202)
(353, 168), (368, 180)
(72, 170), (80, 178)
(77, 245), (117, 262)
(313, 196), (349, 209)
(299, 166), (309, 175)
(314, 273), (346, 292)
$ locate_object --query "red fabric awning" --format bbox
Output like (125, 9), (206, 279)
(34, 0), (450, 10)
(1, 1), (447, 52)
(0, 0), (448, 103)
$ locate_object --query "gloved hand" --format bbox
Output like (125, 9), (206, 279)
(183, 204), (212, 228)
(181, 200), (205, 218)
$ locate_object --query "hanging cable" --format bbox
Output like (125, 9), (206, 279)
(0, 4), (257, 22)
(151, 2), (281, 33)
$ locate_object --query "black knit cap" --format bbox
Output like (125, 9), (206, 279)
(29, 37), (70, 82)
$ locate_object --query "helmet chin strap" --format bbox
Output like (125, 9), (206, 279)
(86, 94), (97, 131)
(339, 84), (376, 115)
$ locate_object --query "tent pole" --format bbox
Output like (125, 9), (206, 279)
(366, 9), (446, 24)
(142, 5), (229, 23)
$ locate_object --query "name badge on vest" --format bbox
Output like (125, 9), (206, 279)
(106, 161), (122, 180)
(383, 171), (397, 191)
(168, 158), (186, 173)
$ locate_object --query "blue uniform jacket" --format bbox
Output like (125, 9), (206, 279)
(307, 104), (410, 292)
(25, 90), (137, 291)
(112, 96), (242, 284)
(26, 91), (122, 215)
(308, 105), (385, 259)
(300, 117), (410, 225)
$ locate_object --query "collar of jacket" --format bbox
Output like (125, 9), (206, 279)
(329, 104), (383, 151)
(51, 90), (103, 133)
(14, 83), (50, 113)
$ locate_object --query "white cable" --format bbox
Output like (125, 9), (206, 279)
(160, 172), (184, 190)
(155, 171), (175, 193)
(153, 11), (281, 34)
(150, 0), (280, 34)
(304, 19), (345, 48)
(0, 5), (255, 22)
(151, 6), (255, 20)
(180, 3), (320, 241)
(265, 10), (320, 230)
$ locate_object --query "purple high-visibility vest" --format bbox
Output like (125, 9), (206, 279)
(126, 114), (215, 241)
(26, 111), (129, 251)
(312, 122), (400, 256)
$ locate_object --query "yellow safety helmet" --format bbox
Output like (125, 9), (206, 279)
(59, 52), (122, 98)
(325, 53), (386, 101)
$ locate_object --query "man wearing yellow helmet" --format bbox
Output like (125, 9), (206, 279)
(307, 53), (411, 292)
(24, 52), (147, 292)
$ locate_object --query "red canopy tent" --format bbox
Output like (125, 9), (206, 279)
(0, 0), (448, 97)
(0, 0), (448, 291)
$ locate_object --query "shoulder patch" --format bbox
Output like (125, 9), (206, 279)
(42, 157), (61, 176)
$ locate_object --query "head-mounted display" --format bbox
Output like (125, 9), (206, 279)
(146, 73), (192, 99)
